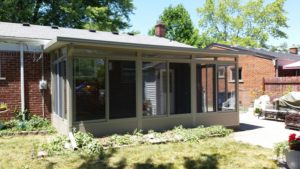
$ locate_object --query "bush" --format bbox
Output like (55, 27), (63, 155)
(172, 125), (233, 142)
(273, 141), (288, 159)
(74, 132), (103, 155)
(14, 109), (30, 121)
(0, 115), (54, 133)
(100, 125), (233, 147)
(43, 131), (103, 156)
(43, 135), (68, 155)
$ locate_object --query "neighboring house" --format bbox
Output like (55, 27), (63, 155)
(0, 22), (245, 136)
(207, 43), (300, 108)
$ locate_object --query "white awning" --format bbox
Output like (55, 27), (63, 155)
(283, 61), (300, 69)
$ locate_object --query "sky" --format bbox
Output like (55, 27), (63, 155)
(128, 0), (300, 47)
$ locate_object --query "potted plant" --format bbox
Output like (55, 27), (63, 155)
(0, 102), (7, 112)
(286, 133), (300, 169)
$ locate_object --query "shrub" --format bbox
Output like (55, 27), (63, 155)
(42, 135), (68, 155)
(43, 131), (103, 156)
(273, 141), (288, 158)
(0, 115), (54, 133)
(109, 134), (133, 146)
(172, 125), (233, 142)
(27, 115), (51, 129)
(14, 109), (30, 121)
(254, 108), (262, 116)
(74, 131), (103, 155)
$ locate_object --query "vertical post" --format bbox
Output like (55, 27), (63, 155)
(105, 58), (109, 121)
(191, 55), (197, 127)
(136, 52), (143, 129)
(166, 61), (170, 116)
(20, 43), (25, 118)
(235, 57), (240, 120)
(66, 47), (74, 132)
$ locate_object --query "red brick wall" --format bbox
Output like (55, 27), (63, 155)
(0, 51), (51, 120)
(209, 46), (276, 107)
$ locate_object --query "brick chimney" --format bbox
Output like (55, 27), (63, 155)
(289, 47), (298, 55)
(155, 21), (166, 37)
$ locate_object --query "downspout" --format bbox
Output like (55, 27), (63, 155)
(41, 45), (45, 118)
(20, 43), (25, 119)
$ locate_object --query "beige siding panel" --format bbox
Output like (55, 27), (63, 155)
(195, 112), (239, 127)
(142, 114), (193, 131)
(73, 118), (138, 136)
(51, 114), (69, 135)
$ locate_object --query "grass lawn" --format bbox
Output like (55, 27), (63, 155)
(0, 135), (278, 169)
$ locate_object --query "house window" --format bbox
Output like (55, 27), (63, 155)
(231, 67), (242, 81)
(0, 57), (6, 80)
(74, 58), (106, 121)
(109, 60), (136, 119)
(218, 67), (225, 78)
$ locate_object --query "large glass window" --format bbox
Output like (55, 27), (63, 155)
(54, 60), (66, 119)
(109, 60), (136, 119)
(169, 63), (191, 114)
(142, 62), (167, 116)
(197, 64), (216, 112)
(74, 58), (106, 121)
(221, 65), (236, 111)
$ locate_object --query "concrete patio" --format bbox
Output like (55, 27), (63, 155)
(232, 112), (300, 149)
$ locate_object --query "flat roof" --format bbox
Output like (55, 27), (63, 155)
(45, 36), (253, 57)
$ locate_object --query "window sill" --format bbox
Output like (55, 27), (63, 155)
(0, 77), (6, 80)
(229, 80), (243, 83)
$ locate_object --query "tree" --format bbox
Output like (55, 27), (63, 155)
(0, 0), (134, 31)
(149, 4), (200, 47)
(197, 0), (288, 48)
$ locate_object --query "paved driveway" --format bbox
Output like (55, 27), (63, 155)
(232, 112), (300, 148)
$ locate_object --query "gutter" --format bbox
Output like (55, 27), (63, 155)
(20, 43), (25, 116)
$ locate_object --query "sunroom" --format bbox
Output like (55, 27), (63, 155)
(46, 36), (242, 136)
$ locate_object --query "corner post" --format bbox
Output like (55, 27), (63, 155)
(136, 52), (143, 130)
(66, 46), (74, 132)
(191, 54), (197, 127)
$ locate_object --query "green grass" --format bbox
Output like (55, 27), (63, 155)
(0, 135), (278, 169)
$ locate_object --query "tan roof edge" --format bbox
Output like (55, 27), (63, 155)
(44, 36), (254, 56)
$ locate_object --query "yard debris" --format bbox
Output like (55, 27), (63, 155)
(37, 151), (48, 158)
(64, 142), (71, 149)
(69, 132), (78, 150)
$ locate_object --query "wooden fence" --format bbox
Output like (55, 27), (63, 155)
(263, 77), (300, 98)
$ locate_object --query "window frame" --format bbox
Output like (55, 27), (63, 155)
(230, 67), (243, 82)
(141, 59), (192, 117)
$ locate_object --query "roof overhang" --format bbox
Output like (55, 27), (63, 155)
(0, 35), (50, 46)
(44, 37), (254, 57)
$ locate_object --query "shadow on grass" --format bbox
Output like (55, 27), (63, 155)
(45, 161), (57, 169)
(78, 148), (127, 169)
(76, 149), (221, 169)
(184, 153), (221, 169)
(133, 158), (174, 169)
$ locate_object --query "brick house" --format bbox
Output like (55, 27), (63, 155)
(207, 43), (300, 108)
(0, 22), (248, 135)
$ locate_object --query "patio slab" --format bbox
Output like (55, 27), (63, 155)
(232, 112), (300, 149)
